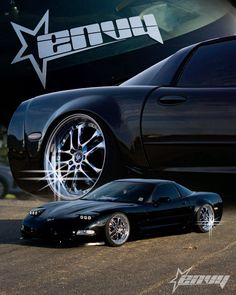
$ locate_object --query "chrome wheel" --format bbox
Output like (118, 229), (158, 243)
(106, 213), (130, 246)
(44, 114), (106, 200)
(198, 204), (215, 232)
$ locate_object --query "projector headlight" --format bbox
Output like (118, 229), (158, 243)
(29, 207), (45, 216)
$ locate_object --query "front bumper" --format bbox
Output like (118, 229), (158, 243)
(20, 216), (105, 242)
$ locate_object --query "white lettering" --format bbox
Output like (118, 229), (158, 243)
(220, 275), (230, 289)
(170, 269), (230, 294)
(11, 10), (164, 88)
(101, 18), (132, 40)
(71, 24), (103, 50)
(37, 14), (163, 60)
(37, 30), (72, 58)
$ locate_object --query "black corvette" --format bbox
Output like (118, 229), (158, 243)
(8, 35), (236, 200)
(21, 179), (223, 246)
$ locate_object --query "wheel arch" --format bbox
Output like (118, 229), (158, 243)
(9, 87), (151, 196)
(193, 197), (215, 214)
(89, 210), (134, 231)
(25, 92), (149, 172)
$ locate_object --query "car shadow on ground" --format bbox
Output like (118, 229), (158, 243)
(0, 219), (78, 248)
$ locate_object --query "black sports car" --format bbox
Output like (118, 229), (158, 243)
(8, 35), (236, 200)
(21, 179), (223, 246)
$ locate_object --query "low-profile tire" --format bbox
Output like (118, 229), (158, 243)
(44, 113), (121, 200)
(196, 204), (215, 233)
(0, 179), (7, 199)
(105, 213), (130, 247)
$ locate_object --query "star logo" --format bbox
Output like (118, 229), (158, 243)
(11, 11), (163, 89)
(169, 267), (192, 293)
(11, 10), (49, 88)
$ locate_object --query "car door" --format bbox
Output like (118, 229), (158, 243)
(144, 183), (191, 230)
(142, 38), (236, 174)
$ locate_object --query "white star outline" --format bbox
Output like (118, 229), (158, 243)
(169, 267), (192, 293)
(10, 10), (120, 89)
(11, 11), (163, 89)
(11, 10), (49, 88)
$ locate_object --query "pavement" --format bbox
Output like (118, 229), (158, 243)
(0, 197), (235, 295)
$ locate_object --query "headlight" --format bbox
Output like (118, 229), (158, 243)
(29, 207), (45, 216)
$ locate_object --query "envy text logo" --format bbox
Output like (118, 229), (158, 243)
(170, 267), (230, 293)
(11, 11), (163, 88)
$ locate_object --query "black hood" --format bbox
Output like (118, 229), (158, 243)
(41, 200), (138, 217)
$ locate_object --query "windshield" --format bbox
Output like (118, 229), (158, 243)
(81, 181), (156, 203)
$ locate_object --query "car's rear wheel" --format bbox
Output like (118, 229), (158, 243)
(44, 113), (119, 200)
(196, 204), (215, 233)
(105, 213), (130, 247)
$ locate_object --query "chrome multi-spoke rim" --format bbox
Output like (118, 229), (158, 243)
(108, 214), (130, 245)
(44, 114), (106, 200)
(199, 205), (214, 231)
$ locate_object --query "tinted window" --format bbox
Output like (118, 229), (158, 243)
(175, 184), (192, 197)
(177, 40), (236, 87)
(152, 184), (180, 201)
(82, 181), (155, 203)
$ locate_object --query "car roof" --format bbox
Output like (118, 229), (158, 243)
(114, 178), (175, 185)
(200, 35), (236, 45)
(183, 35), (236, 52)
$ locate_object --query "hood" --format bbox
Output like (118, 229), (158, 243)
(41, 199), (138, 218)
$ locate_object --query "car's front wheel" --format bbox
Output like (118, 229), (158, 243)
(105, 213), (130, 246)
(44, 113), (119, 200)
(196, 204), (215, 233)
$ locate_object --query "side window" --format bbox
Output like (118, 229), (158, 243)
(177, 40), (236, 87)
(175, 184), (192, 197)
(152, 184), (180, 201)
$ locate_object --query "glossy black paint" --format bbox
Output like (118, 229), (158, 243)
(21, 179), (223, 242)
(8, 36), (236, 196)
(142, 87), (236, 170)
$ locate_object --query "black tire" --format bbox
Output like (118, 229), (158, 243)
(196, 204), (215, 233)
(105, 212), (130, 247)
(44, 113), (121, 200)
(0, 179), (7, 199)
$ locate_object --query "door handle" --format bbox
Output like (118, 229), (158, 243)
(159, 96), (186, 105)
